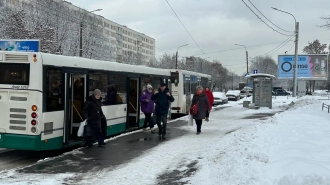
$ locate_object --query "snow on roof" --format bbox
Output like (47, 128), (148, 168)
(245, 73), (276, 79)
(170, 69), (211, 79)
(39, 53), (169, 76)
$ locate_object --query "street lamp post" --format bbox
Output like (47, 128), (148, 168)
(175, 44), (188, 69)
(235, 44), (249, 87)
(201, 57), (210, 73)
(272, 7), (299, 97)
(80, 9), (103, 57)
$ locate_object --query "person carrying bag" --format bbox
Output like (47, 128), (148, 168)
(191, 85), (210, 135)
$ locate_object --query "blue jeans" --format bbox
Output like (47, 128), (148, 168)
(156, 114), (167, 135)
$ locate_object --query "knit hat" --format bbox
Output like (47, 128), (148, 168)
(147, 84), (153, 89)
(94, 89), (101, 95)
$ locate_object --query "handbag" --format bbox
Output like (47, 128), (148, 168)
(190, 101), (199, 115)
(77, 120), (87, 137)
(188, 114), (193, 126)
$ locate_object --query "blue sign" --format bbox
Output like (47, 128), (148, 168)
(278, 55), (328, 79)
(0, 40), (39, 52)
(248, 83), (253, 87)
(253, 70), (258, 74)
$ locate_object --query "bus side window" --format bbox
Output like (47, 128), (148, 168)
(104, 73), (127, 106)
(45, 69), (63, 112)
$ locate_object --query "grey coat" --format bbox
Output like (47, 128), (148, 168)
(191, 93), (211, 120)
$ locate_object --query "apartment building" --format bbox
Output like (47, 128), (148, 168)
(3, 0), (156, 64)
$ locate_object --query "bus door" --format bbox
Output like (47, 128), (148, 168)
(126, 77), (140, 130)
(162, 78), (172, 119)
(185, 75), (191, 114)
(63, 73), (87, 145)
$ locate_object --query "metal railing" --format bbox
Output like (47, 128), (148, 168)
(322, 103), (330, 113)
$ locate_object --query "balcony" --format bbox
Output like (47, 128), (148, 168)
(117, 48), (122, 55)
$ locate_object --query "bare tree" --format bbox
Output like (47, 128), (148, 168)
(1, 10), (31, 39)
(249, 55), (278, 76)
(1, 0), (116, 60)
(302, 39), (329, 92)
(303, 39), (328, 54)
(320, 16), (330, 30)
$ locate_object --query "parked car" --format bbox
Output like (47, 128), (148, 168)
(226, 90), (240, 101)
(240, 90), (249, 98)
(274, 89), (290, 96)
(248, 90), (253, 97)
(213, 92), (228, 105)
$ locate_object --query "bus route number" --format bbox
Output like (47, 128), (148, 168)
(12, 85), (29, 90)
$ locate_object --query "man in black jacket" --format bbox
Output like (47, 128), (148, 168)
(82, 89), (106, 147)
(151, 83), (175, 138)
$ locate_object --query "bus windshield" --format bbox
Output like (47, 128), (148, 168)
(0, 63), (30, 85)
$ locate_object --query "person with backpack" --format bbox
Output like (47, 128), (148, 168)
(191, 85), (211, 135)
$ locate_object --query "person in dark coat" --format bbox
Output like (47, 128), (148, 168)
(104, 85), (117, 105)
(140, 84), (155, 132)
(191, 85), (211, 135)
(151, 83), (175, 138)
(82, 89), (106, 147)
(204, 87), (214, 122)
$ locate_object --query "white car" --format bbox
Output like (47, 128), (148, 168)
(213, 92), (228, 105)
(240, 90), (249, 98)
(226, 90), (240, 101)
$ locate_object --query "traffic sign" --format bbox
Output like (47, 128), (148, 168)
(253, 70), (258, 74)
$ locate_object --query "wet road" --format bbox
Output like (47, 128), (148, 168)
(18, 107), (228, 174)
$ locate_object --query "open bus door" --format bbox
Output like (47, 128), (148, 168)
(63, 72), (87, 146)
(184, 75), (191, 114)
(126, 77), (140, 130)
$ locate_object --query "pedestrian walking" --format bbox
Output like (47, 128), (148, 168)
(204, 87), (214, 121)
(82, 89), (106, 147)
(140, 84), (156, 132)
(191, 86), (211, 135)
(151, 83), (175, 139)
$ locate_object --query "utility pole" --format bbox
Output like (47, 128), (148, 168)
(271, 7), (298, 97)
(79, 9), (102, 58)
(79, 21), (83, 57)
(235, 44), (249, 87)
(175, 51), (178, 69)
(246, 50), (249, 86)
(293, 22), (299, 97)
(232, 72), (234, 90)
(175, 44), (188, 69)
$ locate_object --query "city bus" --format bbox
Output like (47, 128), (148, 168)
(0, 51), (171, 151)
(169, 69), (212, 119)
(0, 51), (212, 151)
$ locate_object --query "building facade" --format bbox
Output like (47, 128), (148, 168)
(2, 0), (156, 64)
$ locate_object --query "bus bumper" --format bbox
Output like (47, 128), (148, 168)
(0, 133), (41, 151)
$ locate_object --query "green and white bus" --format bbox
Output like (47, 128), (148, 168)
(0, 51), (212, 151)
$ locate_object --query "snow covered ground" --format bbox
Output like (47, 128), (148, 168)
(0, 96), (330, 185)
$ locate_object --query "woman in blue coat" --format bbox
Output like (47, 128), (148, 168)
(140, 84), (156, 132)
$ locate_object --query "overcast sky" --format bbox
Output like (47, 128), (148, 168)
(68, 0), (330, 75)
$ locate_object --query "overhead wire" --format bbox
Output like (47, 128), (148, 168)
(241, 0), (293, 36)
(165, 0), (204, 54)
(246, 0), (293, 33)
(265, 35), (294, 55)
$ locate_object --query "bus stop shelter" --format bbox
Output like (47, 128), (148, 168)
(245, 73), (276, 109)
